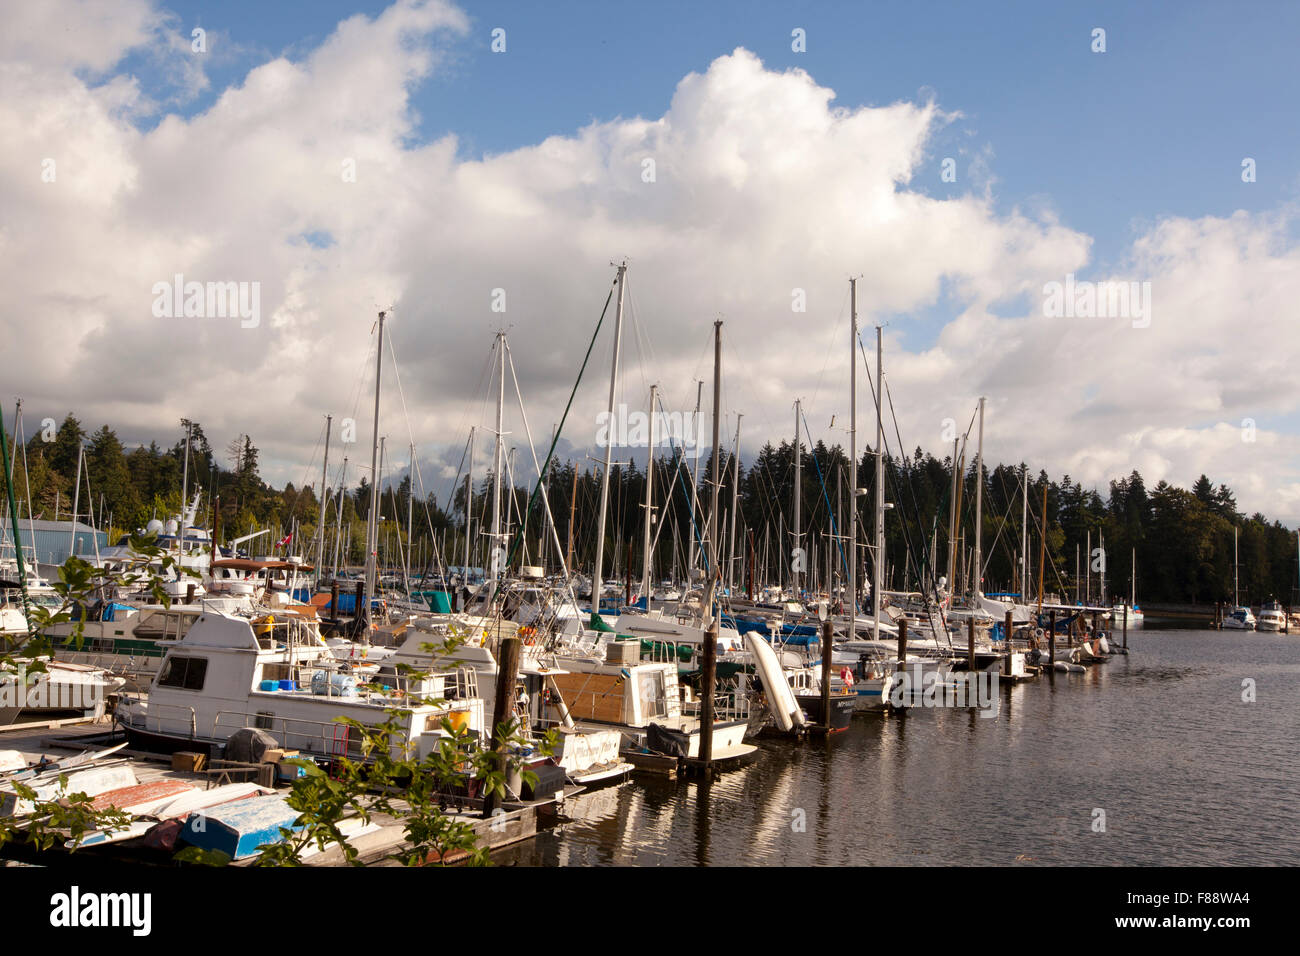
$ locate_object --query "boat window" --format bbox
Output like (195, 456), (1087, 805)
(157, 655), (208, 690)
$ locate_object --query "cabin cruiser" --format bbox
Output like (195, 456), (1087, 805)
(1256, 601), (1286, 633)
(115, 608), (487, 761)
(1222, 606), (1256, 630)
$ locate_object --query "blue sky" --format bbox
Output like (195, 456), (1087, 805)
(145, 0), (1300, 277)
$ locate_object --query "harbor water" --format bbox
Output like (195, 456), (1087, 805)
(502, 627), (1299, 866)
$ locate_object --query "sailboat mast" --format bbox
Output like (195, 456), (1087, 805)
(873, 322), (883, 643)
(848, 278), (858, 644)
(364, 311), (385, 629)
(463, 427), (474, 586)
(641, 384), (657, 603)
(792, 399), (801, 599)
(591, 263), (626, 619)
(729, 412), (742, 595)
(947, 437), (959, 599)
(490, 331), (506, 597)
(1020, 466), (1028, 598)
(314, 415), (331, 586)
(405, 441), (414, 591)
(972, 396), (983, 601)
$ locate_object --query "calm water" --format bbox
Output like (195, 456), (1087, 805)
(501, 627), (1300, 866)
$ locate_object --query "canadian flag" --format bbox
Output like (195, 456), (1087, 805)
(277, 533), (292, 549)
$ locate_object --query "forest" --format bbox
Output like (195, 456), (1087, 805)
(7, 414), (1298, 608)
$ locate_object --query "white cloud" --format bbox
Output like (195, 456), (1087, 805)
(1, 1), (1297, 522)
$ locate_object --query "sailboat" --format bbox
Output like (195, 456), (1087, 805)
(1222, 527), (1255, 630)
(1111, 546), (1144, 628)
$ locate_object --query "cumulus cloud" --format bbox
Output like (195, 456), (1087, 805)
(1, 0), (1296, 521)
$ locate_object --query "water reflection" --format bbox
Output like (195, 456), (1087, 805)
(498, 630), (1299, 866)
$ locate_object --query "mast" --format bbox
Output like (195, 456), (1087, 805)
(315, 415), (331, 586)
(69, 442), (84, 559)
(700, 318), (724, 765)
(405, 441), (414, 593)
(848, 277), (858, 644)
(1234, 525), (1239, 607)
(463, 427), (474, 586)
(947, 437), (959, 600)
(488, 331), (506, 604)
(873, 322), (884, 644)
(1131, 545), (1137, 607)
(591, 262), (626, 622)
(178, 423), (191, 562)
(972, 396), (984, 601)
(566, 462), (577, 573)
(688, 380), (703, 579)
(729, 413), (742, 596)
(641, 384), (657, 603)
(364, 311), (385, 631)
(1020, 466), (1028, 599)
(792, 400), (801, 599)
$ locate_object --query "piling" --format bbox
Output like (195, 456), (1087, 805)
(1004, 610), (1014, 676)
(483, 635), (521, 818)
(820, 617), (833, 732)
(330, 580), (339, 620)
(186, 583), (196, 605)
(353, 581), (365, 637)
(1122, 605), (1128, 650)
(966, 617), (975, 671)
(697, 617), (718, 769)
(1048, 610), (1057, 668)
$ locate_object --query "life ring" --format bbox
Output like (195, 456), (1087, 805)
(1034, 627), (1044, 641)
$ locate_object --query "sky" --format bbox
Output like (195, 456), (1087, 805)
(2, 0), (1299, 523)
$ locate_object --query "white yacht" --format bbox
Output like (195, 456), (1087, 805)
(1222, 606), (1256, 630)
(1256, 601), (1286, 633)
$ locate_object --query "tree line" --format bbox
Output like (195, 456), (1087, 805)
(8, 414), (1298, 606)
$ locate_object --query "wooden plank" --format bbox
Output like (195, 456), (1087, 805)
(548, 673), (625, 724)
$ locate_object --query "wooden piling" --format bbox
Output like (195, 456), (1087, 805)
(820, 617), (833, 732)
(966, 616), (975, 671)
(699, 618), (718, 767)
(1122, 604), (1128, 650)
(330, 580), (340, 619)
(1048, 610), (1057, 668)
(483, 635), (521, 818)
(1004, 610), (1014, 676)
(185, 583), (196, 605)
(353, 581), (365, 636)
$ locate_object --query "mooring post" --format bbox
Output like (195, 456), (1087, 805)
(699, 617), (718, 766)
(895, 616), (909, 709)
(330, 580), (339, 620)
(483, 635), (521, 818)
(1004, 610), (1014, 676)
(186, 583), (196, 605)
(820, 617), (833, 732)
(967, 616), (975, 671)
(353, 581), (365, 636)
(1122, 604), (1128, 650)
(1048, 610), (1057, 670)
